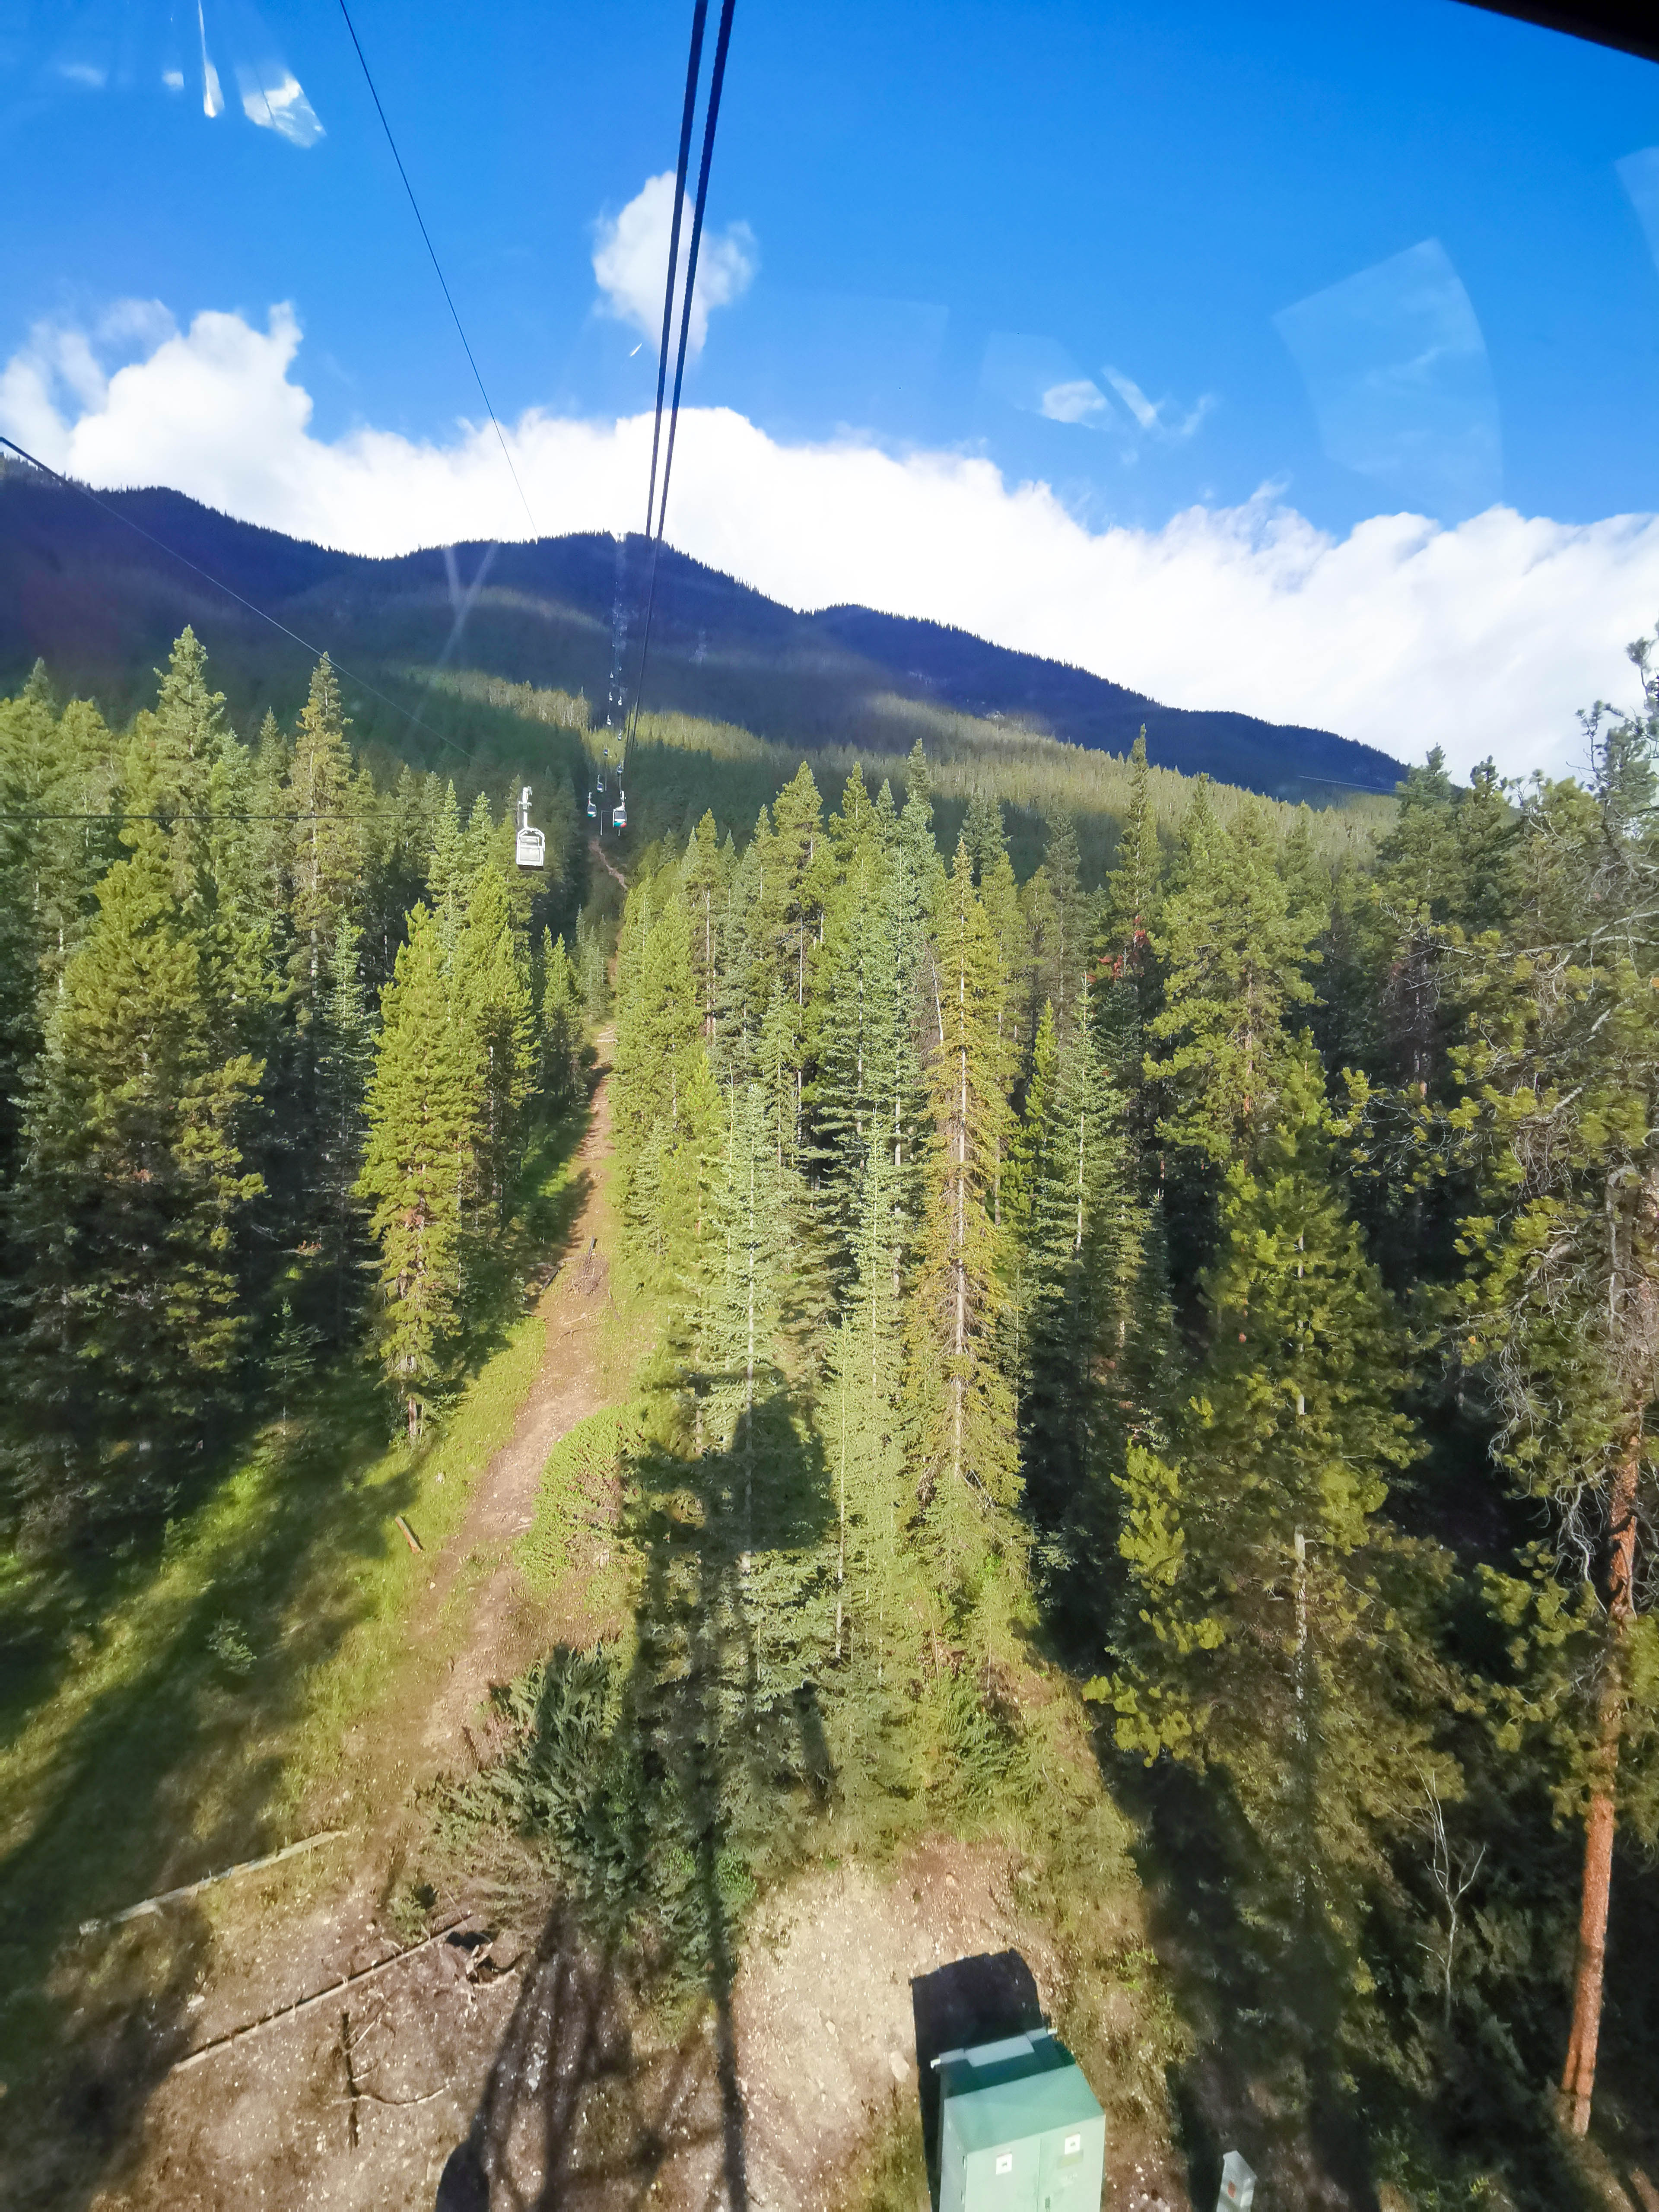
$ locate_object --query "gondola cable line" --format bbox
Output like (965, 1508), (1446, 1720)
(334, 0), (539, 543)
(604, 0), (738, 847)
(584, 1), (709, 836)
(642, 0), (710, 553)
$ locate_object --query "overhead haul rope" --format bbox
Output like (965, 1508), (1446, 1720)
(623, 0), (738, 773)
(644, 0), (709, 547)
(335, 0), (538, 541)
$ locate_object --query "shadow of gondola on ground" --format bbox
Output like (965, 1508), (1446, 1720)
(437, 1387), (832, 2208)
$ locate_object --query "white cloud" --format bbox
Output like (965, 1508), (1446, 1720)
(1039, 379), (1109, 426)
(592, 173), (756, 356)
(6, 301), (1659, 786)
(57, 61), (108, 89)
(235, 65), (324, 148)
(163, 67), (185, 91)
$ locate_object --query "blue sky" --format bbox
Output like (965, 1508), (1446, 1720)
(5, 0), (1659, 774)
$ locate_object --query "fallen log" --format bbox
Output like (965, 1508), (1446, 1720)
(394, 1514), (423, 1552)
(171, 1918), (479, 2073)
(79, 1829), (349, 1936)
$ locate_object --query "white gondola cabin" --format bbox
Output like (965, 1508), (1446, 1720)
(514, 785), (546, 871)
(612, 789), (628, 831)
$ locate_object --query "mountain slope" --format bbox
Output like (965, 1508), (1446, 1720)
(0, 463), (1404, 801)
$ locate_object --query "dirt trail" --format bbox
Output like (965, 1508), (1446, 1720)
(416, 1059), (619, 1772)
(588, 834), (628, 891)
(67, 1062), (634, 2212)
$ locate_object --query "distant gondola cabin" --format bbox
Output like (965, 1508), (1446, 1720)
(514, 784), (545, 871)
(935, 2032), (1104, 2212)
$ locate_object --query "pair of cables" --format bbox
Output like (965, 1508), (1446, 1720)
(623, 0), (739, 770)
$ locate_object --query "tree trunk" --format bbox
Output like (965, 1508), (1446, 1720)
(1560, 1441), (1640, 2136)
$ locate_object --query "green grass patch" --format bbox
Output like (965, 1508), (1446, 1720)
(0, 1106), (594, 2107)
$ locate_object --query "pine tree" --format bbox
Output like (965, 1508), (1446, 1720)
(1023, 808), (1087, 1042)
(0, 669), (119, 1190)
(1440, 639), (1659, 2132)
(703, 1077), (793, 1549)
(537, 928), (585, 1109)
(1019, 980), (1138, 1538)
(752, 764), (823, 1159)
(682, 807), (729, 1041)
(822, 1141), (912, 1719)
(1104, 729), (1160, 973)
(13, 818), (264, 1506)
(910, 844), (1017, 1570)
(573, 903), (610, 1028)
(1100, 1052), (1443, 1999)
(1147, 790), (1318, 1172)
(810, 794), (889, 1277)
(314, 914), (373, 1338)
(613, 882), (705, 1259)
(287, 655), (362, 1024)
(356, 903), (480, 1439)
(1002, 999), (1059, 1421)
(427, 779), (468, 944)
(455, 860), (535, 1220)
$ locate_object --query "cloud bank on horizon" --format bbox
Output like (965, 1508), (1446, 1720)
(5, 299), (1658, 788)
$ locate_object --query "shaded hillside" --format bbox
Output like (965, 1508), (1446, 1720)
(0, 462), (1404, 804)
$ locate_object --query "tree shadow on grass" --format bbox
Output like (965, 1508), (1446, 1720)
(0, 1101), (594, 1756)
(438, 1390), (833, 2208)
(0, 1383), (417, 2208)
(0, 1105), (600, 2209)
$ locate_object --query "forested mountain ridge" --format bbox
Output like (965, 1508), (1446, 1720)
(0, 459), (1403, 803)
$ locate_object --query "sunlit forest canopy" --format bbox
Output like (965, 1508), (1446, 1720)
(2, 617), (1657, 2212)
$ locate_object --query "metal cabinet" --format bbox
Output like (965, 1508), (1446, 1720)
(936, 2031), (1104, 2212)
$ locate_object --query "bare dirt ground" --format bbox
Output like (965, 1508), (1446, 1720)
(588, 837), (629, 893)
(92, 1837), (1189, 2212)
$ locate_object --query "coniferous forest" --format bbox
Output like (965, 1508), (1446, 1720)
(3, 623), (1658, 2208)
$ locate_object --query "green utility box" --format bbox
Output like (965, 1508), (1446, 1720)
(935, 2030), (1105, 2212)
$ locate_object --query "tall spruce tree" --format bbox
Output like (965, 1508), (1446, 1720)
(13, 816), (264, 1508)
(910, 843), (1017, 1584)
(1440, 642), (1659, 2133)
(0, 670), (119, 1192)
(287, 654), (362, 1023)
(1101, 1052), (1444, 2006)
(537, 928), (585, 1109)
(1148, 790), (1318, 1173)
(356, 903), (480, 1439)
(314, 914), (373, 1339)
(455, 859), (535, 1221)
